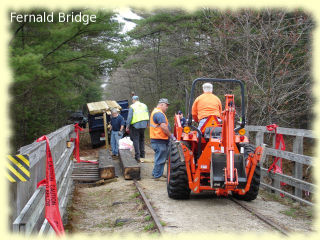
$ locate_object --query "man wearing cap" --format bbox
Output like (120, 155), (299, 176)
(126, 96), (149, 162)
(110, 108), (125, 156)
(177, 110), (186, 127)
(192, 82), (222, 130)
(150, 98), (175, 180)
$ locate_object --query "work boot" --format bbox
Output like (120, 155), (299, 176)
(152, 176), (165, 181)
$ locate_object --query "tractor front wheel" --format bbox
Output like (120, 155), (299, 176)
(167, 141), (191, 199)
(233, 144), (260, 201)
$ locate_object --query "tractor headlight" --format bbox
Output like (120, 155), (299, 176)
(183, 126), (191, 133)
(238, 128), (246, 135)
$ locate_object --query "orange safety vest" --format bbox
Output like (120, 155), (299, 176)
(192, 93), (222, 121)
(150, 108), (169, 140)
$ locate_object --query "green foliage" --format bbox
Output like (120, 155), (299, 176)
(144, 215), (151, 221)
(10, 9), (126, 150)
(144, 222), (155, 231)
(130, 192), (140, 199)
(114, 221), (125, 227)
(108, 9), (313, 129)
(160, 220), (166, 226)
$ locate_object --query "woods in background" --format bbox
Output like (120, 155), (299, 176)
(106, 9), (313, 130)
(9, 8), (313, 150)
(10, 9), (127, 150)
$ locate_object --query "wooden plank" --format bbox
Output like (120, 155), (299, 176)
(260, 183), (313, 206)
(12, 188), (44, 232)
(119, 149), (140, 180)
(293, 136), (303, 198)
(54, 143), (74, 168)
(72, 159), (100, 181)
(265, 147), (312, 165)
(71, 163), (100, 182)
(13, 125), (74, 222)
(261, 167), (315, 193)
(20, 152), (72, 234)
(11, 125), (74, 231)
(259, 144), (267, 166)
(103, 112), (108, 148)
(245, 125), (314, 138)
(98, 149), (115, 179)
(19, 191), (45, 234)
(19, 125), (74, 168)
(105, 100), (121, 110)
(87, 101), (109, 115)
(72, 171), (99, 174)
(255, 131), (264, 147)
(13, 144), (74, 233)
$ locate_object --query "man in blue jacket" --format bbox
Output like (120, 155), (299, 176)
(110, 108), (125, 156)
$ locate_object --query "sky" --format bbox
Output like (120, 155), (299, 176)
(100, 8), (142, 89)
(114, 7), (142, 34)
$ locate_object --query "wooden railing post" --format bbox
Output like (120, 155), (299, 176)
(255, 131), (264, 147)
(293, 136), (303, 198)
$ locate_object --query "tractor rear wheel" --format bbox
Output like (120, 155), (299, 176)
(167, 141), (191, 199)
(233, 144), (260, 201)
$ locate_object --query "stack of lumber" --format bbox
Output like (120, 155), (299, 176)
(87, 100), (122, 115)
(72, 162), (100, 182)
(87, 101), (109, 115)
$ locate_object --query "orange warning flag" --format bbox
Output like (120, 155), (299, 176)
(37, 135), (65, 235)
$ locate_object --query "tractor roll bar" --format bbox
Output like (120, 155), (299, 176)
(187, 78), (246, 129)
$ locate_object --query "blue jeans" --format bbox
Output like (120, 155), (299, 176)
(111, 131), (122, 155)
(151, 142), (168, 178)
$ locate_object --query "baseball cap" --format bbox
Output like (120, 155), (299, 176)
(132, 95), (139, 100)
(177, 110), (183, 114)
(158, 98), (170, 105)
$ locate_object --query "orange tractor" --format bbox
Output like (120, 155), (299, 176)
(167, 78), (264, 200)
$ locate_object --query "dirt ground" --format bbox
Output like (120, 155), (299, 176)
(66, 132), (314, 235)
(139, 146), (313, 233)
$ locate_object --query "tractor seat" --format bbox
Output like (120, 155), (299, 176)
(204, 127), (222, 140)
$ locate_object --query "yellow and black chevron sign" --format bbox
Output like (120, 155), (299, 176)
(7, 155), (30, 182)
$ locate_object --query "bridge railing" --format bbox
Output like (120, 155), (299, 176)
(245, 125), (315, 206)
(9, 124), (315, 233)
(10, 125), (76, 234)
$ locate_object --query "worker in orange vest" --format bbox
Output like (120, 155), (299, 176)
(150, 98), (175, 180)
(192, 82), (222, 130)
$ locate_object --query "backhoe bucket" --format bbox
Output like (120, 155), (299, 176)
(210, 153), (247, 189)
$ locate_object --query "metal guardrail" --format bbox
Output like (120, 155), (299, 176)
(10, 125), (76, 233)
(245, 125), (315, 206)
